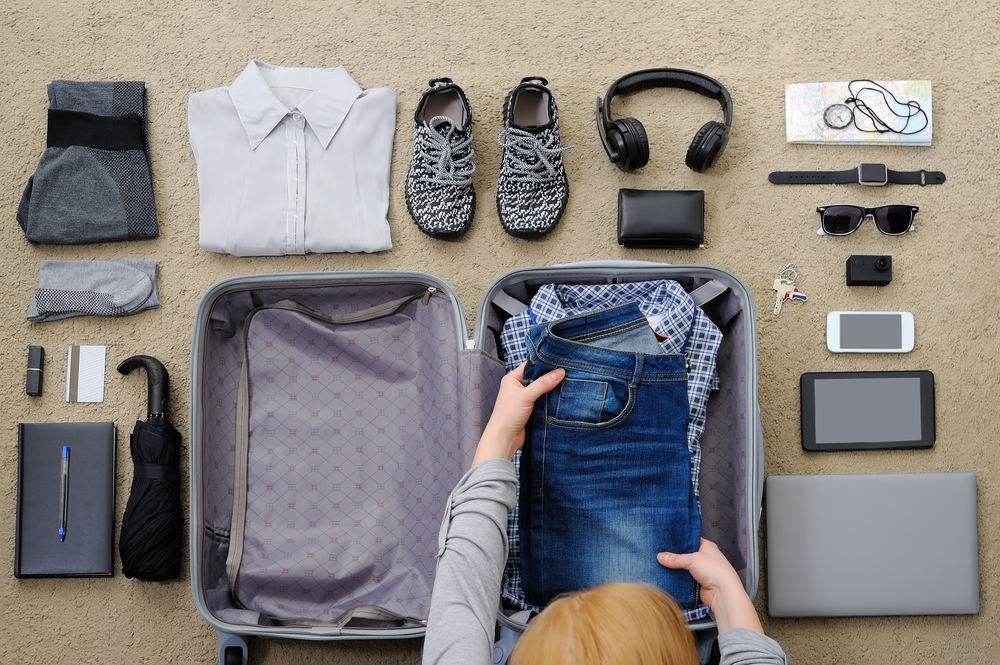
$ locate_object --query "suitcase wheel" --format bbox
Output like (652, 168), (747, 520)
(218, 633), (248, 665)
(223, 645), (244, 665)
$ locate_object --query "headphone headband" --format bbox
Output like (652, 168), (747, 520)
(602, 68), (733, 128)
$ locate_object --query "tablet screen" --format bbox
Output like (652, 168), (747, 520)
(800, 371), (935, 451)
(814, 377), (921, 444)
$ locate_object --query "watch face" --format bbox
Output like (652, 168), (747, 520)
(823, 103), (853, 129)
(859, 163), (888, 185)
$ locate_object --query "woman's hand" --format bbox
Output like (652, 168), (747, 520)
(472, 363), (565, 466)
(657, 538), (764, 634)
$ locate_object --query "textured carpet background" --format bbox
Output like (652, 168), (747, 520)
(2, 0), (997, 663)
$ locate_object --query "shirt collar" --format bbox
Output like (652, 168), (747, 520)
(540, 281), (699, 351)
(228, 60), (364, 150)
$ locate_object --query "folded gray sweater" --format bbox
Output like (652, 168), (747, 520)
(16, 80), (158, 244)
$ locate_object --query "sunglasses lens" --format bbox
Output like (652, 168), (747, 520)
(822, 206), (863, 235)
(874, 206), (914, 234)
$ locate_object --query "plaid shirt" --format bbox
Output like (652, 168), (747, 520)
(498, 281), (721, 621)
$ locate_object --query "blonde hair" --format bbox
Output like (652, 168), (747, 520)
(509, 583), (699, 665)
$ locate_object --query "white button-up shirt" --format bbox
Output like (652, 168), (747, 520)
(189, 61), (396, 256)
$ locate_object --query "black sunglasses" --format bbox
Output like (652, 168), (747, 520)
(816, 204), (918, 236)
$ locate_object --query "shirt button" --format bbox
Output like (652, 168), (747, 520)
(292, 112), (302, 122)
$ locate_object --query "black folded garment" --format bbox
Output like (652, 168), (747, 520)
(17, 81), (158, 244)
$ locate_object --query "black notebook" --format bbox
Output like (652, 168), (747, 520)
(15, 422), (116, 577)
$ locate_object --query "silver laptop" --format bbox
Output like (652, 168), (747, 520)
(766, 473), (979, 617)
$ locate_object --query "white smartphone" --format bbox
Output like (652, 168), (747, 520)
(826, 311), (914, 353)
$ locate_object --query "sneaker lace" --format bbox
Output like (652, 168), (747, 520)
(497, 127), (573, 182)
(414, 116), (475, 186)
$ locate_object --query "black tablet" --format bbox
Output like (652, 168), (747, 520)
(800, 371), (935, 451)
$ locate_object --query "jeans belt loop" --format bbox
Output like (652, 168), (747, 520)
(525, 330), (540, 365)
(631, 352), (645, 387)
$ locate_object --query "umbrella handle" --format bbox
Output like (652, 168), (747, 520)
(118, 355), (169, 419)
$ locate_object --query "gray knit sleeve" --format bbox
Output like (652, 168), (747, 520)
(718, 627), (788, 665)
(422, 458), (518, 665)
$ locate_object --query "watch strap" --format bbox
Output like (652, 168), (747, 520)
(887, 169), (946, 186)
(769, 167), (946, 186)
(767, 168), (945, 187)
(768, 169), (857, 185)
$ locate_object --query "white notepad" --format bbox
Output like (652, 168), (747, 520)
(66, 345), (106, 403)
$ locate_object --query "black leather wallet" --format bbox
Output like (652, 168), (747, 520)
(617, 189), (705, 248)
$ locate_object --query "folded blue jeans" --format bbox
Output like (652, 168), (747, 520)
(519, 301), (701, 609)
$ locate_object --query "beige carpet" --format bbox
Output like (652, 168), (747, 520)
(2, 0), (997, 662)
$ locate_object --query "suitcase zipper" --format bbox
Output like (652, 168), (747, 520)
(421, 286), (438, 305)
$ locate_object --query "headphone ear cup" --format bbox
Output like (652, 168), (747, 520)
(608, 120), (636, 170)
(686, 121), (729, 173)
(617, 117), (649, 171)
(604, 122), (628, 166)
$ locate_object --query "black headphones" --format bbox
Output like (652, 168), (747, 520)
(596, 68), (734, 173)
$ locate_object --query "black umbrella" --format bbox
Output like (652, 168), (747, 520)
(117, 355), (183, 581)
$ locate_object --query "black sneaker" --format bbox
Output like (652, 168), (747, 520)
(496, 77), (572, 238)
(405, 78), (476, 238)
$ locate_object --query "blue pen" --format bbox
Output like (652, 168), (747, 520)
(59, 446), (69, 541)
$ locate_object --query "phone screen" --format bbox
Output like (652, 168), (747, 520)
(840, 313), (902, 350)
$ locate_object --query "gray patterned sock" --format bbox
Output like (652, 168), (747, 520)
(27, 259), (159, 322)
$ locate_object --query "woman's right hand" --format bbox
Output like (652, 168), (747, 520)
(657, 538), (764, 634)
(471, 363), (564, 466)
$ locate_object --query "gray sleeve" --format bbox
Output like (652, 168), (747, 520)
(718, 628), (788, 665)
(422, 458), (518, 665)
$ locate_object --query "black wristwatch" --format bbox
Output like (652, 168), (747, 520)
(768, 163), (946, 186)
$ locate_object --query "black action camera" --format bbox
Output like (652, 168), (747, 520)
(846, 255), (892, 286)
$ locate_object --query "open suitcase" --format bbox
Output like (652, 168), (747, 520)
(188, 262), (763, 665)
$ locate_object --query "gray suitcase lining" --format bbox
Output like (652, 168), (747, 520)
(197, 281), (503, 627)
